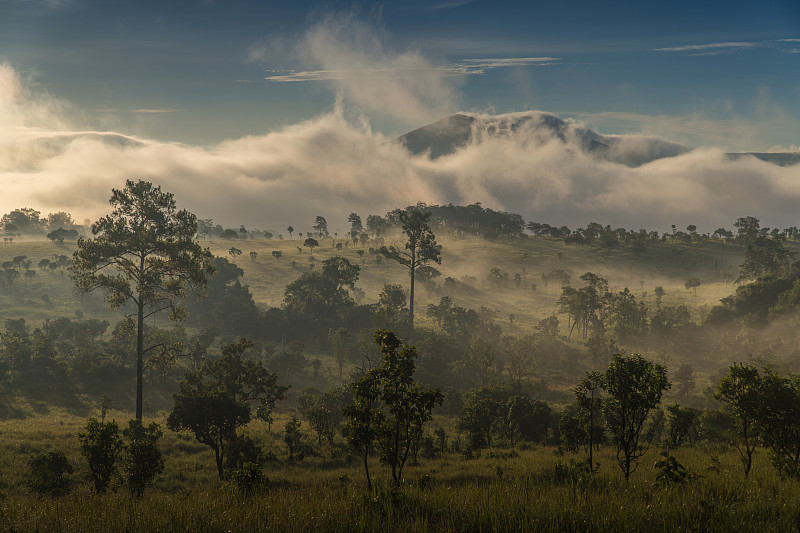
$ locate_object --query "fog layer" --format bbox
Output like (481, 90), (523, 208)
(1, 62), (799, 233)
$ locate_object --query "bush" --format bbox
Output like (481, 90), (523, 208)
(122, 419), (165, 497)
(28, 452), (73, 496)
(78, 417), (122, 493)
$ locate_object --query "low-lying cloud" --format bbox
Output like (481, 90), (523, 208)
(2, 62), (800, 235)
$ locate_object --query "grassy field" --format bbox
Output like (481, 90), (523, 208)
(0, 233), (753, 331)
(1, 408), (799, 532)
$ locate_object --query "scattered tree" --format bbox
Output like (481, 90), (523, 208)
(380, 208), (441, 335)
(70, 180), (215, 420)
(603, 353), (670, 480)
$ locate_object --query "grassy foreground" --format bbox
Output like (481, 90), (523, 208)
(1, 410), (799, 532)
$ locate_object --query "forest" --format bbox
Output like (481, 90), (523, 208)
(2, 181), (800, 531)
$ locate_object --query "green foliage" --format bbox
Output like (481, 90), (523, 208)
(296, 386), (350, 446)
(716, 363), (763, 478)
(737, 236), (794, 282)
(344, 330), (443, 487)
(27, 451), (73, 496)
(167, 339), (287, 479)
(758, 372), (800, 478)
(653, 452), (697, 484)
(665, 404), (701, 447)
(459, 387), (553, 449)
(78, 417), (123, 493)
(70, 180), (215, 420)
(122, 419), (165, 497)
(283, 256), (360, 323)
(573, 371), (605, 467)
(603, 354), (670, 480)
(284, 417), (303, 460)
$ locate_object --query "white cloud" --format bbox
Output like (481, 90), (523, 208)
(3, 62), (800, 235)
(277, 12), (460, 124)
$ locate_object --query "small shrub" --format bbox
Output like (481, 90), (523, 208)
(417, 474), (434, 491)
(27, 452), (73, 496)
(229, 462), (268, 495)
(122, 419), (165, 497)
(79, 417), (122, 493)
(653, 452), (700, 484)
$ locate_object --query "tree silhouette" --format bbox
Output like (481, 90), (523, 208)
(304, 237), (319, 256)
(379, 208), (441, 335)
(71, 180), (214, 420)
(603, 354), (670, 480)
(313, 216), (329, 238)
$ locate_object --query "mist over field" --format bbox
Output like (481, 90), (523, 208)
(2, 61), (799, 234)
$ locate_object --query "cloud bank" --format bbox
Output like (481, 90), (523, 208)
(2, 62), (800, 235)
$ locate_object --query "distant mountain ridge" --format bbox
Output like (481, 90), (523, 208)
(397, 112), (799, 167)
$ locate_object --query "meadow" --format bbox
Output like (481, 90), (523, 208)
(1, 407), (799, 532)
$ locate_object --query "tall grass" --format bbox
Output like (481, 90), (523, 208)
(2, 411), (800, 531)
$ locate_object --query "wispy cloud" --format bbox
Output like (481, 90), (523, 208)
(654, 41), (760, 52)
(265, 57), (561, 82)
(98, 108), (184, 114)
(427, 0), (476, 10)
(654, 39), (800, 55)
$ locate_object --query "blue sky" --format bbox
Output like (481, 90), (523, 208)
(2, 0), (799, 148)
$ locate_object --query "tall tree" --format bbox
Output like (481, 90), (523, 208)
(575, 371), (604, 470)
(313, 216), (329, 238)
(71, 180), (215, 420)
(380, 208), (441, 335)
(347, 213), (363, 244)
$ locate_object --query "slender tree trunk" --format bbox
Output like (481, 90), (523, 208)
(214, 443), (224, 480)
(363, 449), (371, 491)
(136, 297), (144, 421)
(588, 393), (594, 470)
(409, 248), (416, 341)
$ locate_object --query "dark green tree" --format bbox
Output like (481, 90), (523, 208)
(167, 339), (288, 479)
(228, 246), (242, 263)
(70, 180), (215, 420)
(344, 330), (442, 487)
(380, 208), (441, 335)
(122, 419), (165, 497)
(347, 213), (363, 243)
(78, 417), (123, 493)
(575, 371), (604, 469)
(603, 354), (670, 480)
(284, 417), (303, 459)
(757, 372), (800, 478)
(283, 256), (360, 322)
(737, 236), (794, 283)
(665, 404), (701, 447)
(27, 452), (73, 496)
(715, 363), (763, 478)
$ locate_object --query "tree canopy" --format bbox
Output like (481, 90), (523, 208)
(71, 180), (215, 420)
